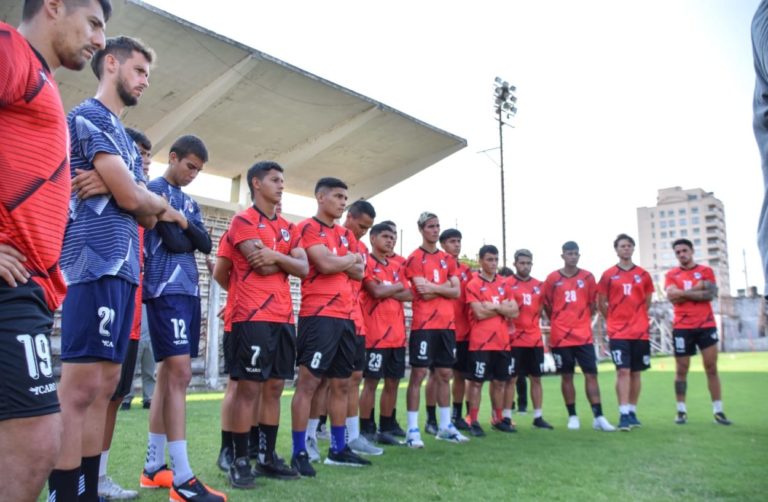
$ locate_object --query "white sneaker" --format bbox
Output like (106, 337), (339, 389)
(348, 436), (384, 456)
(567, 415), (580, 430)
(406, 428), (424, 449)
(306, 436), (322, 462)
(98, 476), (138, 500)
(435, 425), (470, 443)
(593, 415), (616, 432)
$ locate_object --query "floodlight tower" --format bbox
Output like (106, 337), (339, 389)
(493, 76), (517, 267)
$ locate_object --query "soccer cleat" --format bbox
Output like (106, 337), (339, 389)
(228, 457), (256, 489)
(324, 446), (372, 466)
(491, 417), (517, 433)
(437, 424), (472, 442)
(425, 419), (438, 436)
(348, 436), (384, 456)
(316, 423), (330, 441)
(618, 414), (632, 432)
(517, 406), (528, 415)
(170, 476), (227, 501)
(306, 436), (321, 463)
(675, 411), (688, 425)
(567, 415), (581, 430)
(532, 417), (554, 430)
(453, 417), (470, 431)
(360, 421), (377, 442)
(374, 430), (402, 446)
(390, 418), (407, 438)
(139, 464), (173, 489)
(98, 476), (138, 500)
(405, 428), (425, 449)
(290, 451), (316, 478)
(255, 451), (300, 480)
(465, 420), (485, 438)
(628, 411), (642, 428)
(713, 412), (732, 426)
(216, 446), (234, 472)
(593, 416), (616, 432)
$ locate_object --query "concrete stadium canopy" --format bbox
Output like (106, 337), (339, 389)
(1, 0), (466, 203)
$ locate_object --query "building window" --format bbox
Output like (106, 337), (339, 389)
(691, 216), (700, 224)
(661, 231), (668, 238)
(691, 207), (699, 214)
(668, 220), (675, 227)
(679, 208), (686, 215)
(669, 230), (676, 238)
(679, 218), (686, 226)
(659, 210), (665, 217)
(680, 229), (688, 237)
(651, 232), (656, 238)
(694, 238), (701, 246)
(688, 194), (698, 201)
(693, 227), (700, 235)
(660, 221), (667, 229)
(652, 243), (656, 249)
(651, 222), (655, 229)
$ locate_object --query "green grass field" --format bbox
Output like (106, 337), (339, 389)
(70, 353), (768, 501)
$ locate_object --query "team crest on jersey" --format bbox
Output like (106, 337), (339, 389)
(184, 199), (193, 213)
(694, 272), (702, 279)
(281, 228), (291, 241)
(554, 280), (563, 287)
(258, 223), (266, 229)
(497, 286), (506, 296)
(340, 235), (349, 247)
(480, 286), (487, 292)
(577, 279), (584, 288)
(611, 274), (620, 280)
(533, 286), (541, 294)
(440, 259), (447, 269)
(461, 271), (468, 281)
(634, 274), (642, 283)
(393, 272), (400, 281)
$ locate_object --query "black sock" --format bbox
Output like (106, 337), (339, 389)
(566, 403), (577, 416)
(258, 424), (278, 463)
(221, 430), (233, 451)
(233, 432), (249, 459)
(318, 415), (327, 427)
(81, 454), (100, 501)
(591, 403), (603, 418)
(379, 414), (393, 431)
(465, 400), (471, 416)
(360, 417), (373, 431)
(392, 408), (398, 423)
(249, 425), (260, 452)
(452, 402), (463, 420)
(49, 467), (81, 502)
(426, 405), (436, 422)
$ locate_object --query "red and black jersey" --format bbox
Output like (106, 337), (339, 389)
(506, 275), (544, 348)
(597, 265), (654, 340)
(543, 268), (596, 347)
(217, 231), (235, 332)
(465, 274), (511, 351)
(664, 264), (716, 329)
(451, 257), (473, 342)
(228, 207), (298, 324)
(295, 217), (358, 319)
(0, 22), (69, 310)
(361, 254), (407, 349)
(349, 239), (369, 335)
(389, 253), (406, 267)
(405, 247), (458, 331)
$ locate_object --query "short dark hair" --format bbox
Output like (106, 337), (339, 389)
(315, 177), (347, 194)
(439, 228), (462, 243)
(170, 135), (208, 163)
(246, 161), (283, 199)
(479, 244), (499, 259)
(23, 0), (112, 22)
(348, 199), (376, 219)
(370, 222), (396, 238)
(379, 220), (397, 231)
(499, 266), (514, 277)
(672, 238), (694, 250)
(562, 241), (579, 252)
(613, 233), (636, 249)
(91, 36), (155, 79)
(125, 127), (151, 151)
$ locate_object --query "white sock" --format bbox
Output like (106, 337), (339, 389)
(99, 450), (109, 478)
(306, 418), (319, 440)
(438, 406), (451, 430)
(144, 433), (166, 471)
(628, 404), (637, 413)
(168, 440), (193, 486)
(534, 409), (543, 419)
(346, 416), (360, 442)
(713, 400), (723, 413)
(619, 404), (630, 415)
(677, 402), (687, 413)
(502, 409), (513, 419)
(407, 411), (419, 431)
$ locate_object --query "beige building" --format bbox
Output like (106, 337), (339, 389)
(637, 187), (730, 296)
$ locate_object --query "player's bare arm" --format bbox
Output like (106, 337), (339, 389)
(470, 301), (500, 320)
(93, 152), (167, 216)
(306, 243), (357, 274)
(415, 275), (460, 299)
(597, 293), (609, 318)
(0, 243), (29, 287)
(497, 299), (519, 319)
(72, 168), (109, 199)
(344, 253), (365, 281)
(363, 278), (406, 299)
(213, 256), (232, 290)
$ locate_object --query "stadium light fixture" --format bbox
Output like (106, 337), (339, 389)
(493, 76), (517, 267)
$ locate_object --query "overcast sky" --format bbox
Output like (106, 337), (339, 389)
(146, 0), (763, 294)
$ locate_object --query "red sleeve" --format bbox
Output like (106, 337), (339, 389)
(216, 231), (233, 259)
(288, 222), (301, 250)
(664, 270), (674, 289)
(465, 281), (481, 305)
(597, 270), (609, 296)
(0, 27), (24, 106)
(586, 273), (597, 304)
(405, 255), (422, 280)
(643, 271), (654, 296)
(347, 230), (359, 253)
(542, 275), (554, 308)
(363, 256), (376, 284)
(703, 267), (716, 284)
(299, 221), (324, 249)
(228, 213), (261, 247)
(447, 256), (458, 278)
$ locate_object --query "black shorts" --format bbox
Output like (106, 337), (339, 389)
(453, 340), (470, 373)
(511, 347), (545, 377)
(673, 328), (718, 357)
(467, 350), (513, 382)
(552, 344), (597, 375)
(231, 321), (296, 381)
(609, 339), (651, 371)
(363, 347), (406, 380)
(409, 329), (456, 368)
(0, 280), (59, 421)
(112, 338), (139, 400)
(222, 330), (233, 375)
(297, 316), (357, 378)
(353, 334), (366, 372)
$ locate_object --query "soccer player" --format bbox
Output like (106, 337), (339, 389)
(341, 200), (383, 456)
(358, 223), (412, 445)
(139, 135), (225, 501)
(665, 238), (731, 425)
(1, 1), (109, 500)
(597, 234), (654, 431)
(507, 249), (554, 430)
(51, 35), (171, 501)
(543, 241), (615, 431)
(464, 245), (518, 436)
(290, 177), (370, 476)
(224, 161), (308, 487)
(404, 212), (467, 447)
